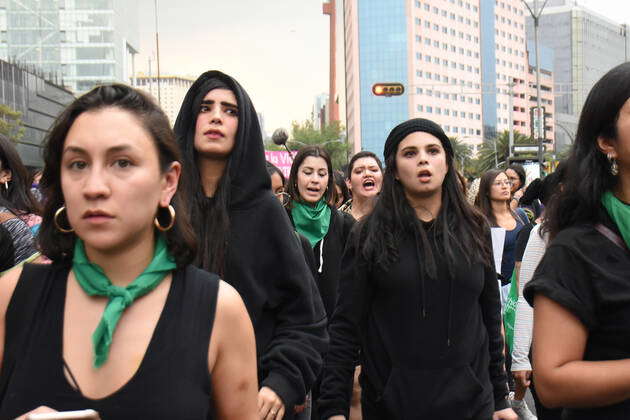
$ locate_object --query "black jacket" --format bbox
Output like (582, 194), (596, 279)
(174, 71), (328, 413)
(288, 206), (355, 319)
(318, 223), (509, 419)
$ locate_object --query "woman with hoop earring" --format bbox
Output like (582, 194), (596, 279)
(0, 84), (259, 419)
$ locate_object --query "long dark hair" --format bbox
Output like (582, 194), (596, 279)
(174, 72), (268, 276)
(0, 134), (41, 215)
(475, 169), (512, 226)
(38, 84), (197, 266)
(286, 145), (336, 206)
(545, 62), (630, 240)
(358, 129), (491, 275)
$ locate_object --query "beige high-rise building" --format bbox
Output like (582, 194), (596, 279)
(134, 74), (194, 126)
(340, 0), (545, 157)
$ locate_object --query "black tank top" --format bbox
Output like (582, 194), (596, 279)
(0, 263), (219, 420)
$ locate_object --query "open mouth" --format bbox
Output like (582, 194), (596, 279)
(362, 179), (376, 190)
(306, 187), (321, 194)
(418, 170), (432, 182)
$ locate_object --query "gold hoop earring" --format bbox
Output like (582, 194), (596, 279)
(154, 204), (176, 232)
(607, 152), (619, 176)
(54, 206), (74, 233)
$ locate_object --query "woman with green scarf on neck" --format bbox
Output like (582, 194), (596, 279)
(286, 146), (354, 419)
(286, 146), (355, 320)
(524, 62), (630, 420)
(0, 85), (258, 420)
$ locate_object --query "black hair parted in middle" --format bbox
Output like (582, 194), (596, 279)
(38, 83), (197, 266)
(173, 70), (269, 276)
(356, 119), (492, 276)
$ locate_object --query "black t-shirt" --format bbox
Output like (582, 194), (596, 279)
(524, 219), (630, 419)
(514, 223), (535, 263)
(0, 224), (15, 272)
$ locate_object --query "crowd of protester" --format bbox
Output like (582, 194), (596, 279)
(0, 62), (628, 420)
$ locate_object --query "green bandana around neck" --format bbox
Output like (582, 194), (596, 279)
(601, 190), (630, 249)
(292, 199), (332, 247)
(72, 235), (176, 368)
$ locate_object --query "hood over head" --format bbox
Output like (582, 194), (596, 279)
(173, 70), (270, 209)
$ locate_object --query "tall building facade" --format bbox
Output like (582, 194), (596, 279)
(526, 0), (629, 116)
(344, 0), (541, 157)
(134, 74), (193, 125)
(0, 0), (139, 94)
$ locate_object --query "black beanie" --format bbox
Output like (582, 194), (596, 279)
(383, 118), (453, 160)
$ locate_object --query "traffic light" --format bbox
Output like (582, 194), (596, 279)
(372, 83), (405, 97)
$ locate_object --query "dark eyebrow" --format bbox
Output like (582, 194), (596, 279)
(63, 144), (135, 156)
(200, 100), (239, 109)
(63, 145), (87, 155)
(400, 146), (417, 152)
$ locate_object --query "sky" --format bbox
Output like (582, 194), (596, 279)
(135, 0), (630, 135)
(136, 0), (330, 136)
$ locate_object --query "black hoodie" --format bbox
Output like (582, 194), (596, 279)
(173, 71), (328, 413)
(318, 221), (509, 419)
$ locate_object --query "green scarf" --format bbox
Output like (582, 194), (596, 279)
(72, 235), (176, 368)
(292, 199), (331, 247)
(602, 190), (630, 249)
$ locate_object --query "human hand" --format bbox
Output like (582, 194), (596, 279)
(258, 386), (285, 420)
(513, 370), (532, 388)
(17, 406), (56, 420)
(492, 407), (518, 420)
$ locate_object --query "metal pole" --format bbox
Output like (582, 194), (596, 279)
(131, 53), (136, 87)
(148, 57), (153, 95)
(521, 0), (548, 172)
(154, 0), (162, 105)
(624, 24), (628, 62)
(508, 81), (515, 159)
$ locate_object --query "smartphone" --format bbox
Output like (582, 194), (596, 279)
(27, 410), (100, 420)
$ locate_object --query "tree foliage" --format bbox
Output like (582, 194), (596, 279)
(449, 136), (473, 175)
(475, 130), (535, 173)
(0, 104), (24, 142)
(289, 119), (349, 170)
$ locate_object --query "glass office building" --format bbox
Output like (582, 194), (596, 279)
(0, 0), (139, 94)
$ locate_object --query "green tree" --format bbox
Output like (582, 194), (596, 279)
(0, 104), (24, 143)
(449, 136), (474, 175)
(474, 130), (535, 173)
(289, 119), (349, 170)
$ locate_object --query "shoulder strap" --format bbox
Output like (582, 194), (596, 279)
(0, 264), (54, 400)
(595, 223), (629, 252)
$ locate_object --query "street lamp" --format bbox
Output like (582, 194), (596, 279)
(521, 0), (549, 172)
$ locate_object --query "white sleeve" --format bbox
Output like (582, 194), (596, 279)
(511, 224), (548, 371)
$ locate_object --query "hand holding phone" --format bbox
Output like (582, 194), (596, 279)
(26, 409), (100, 420)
